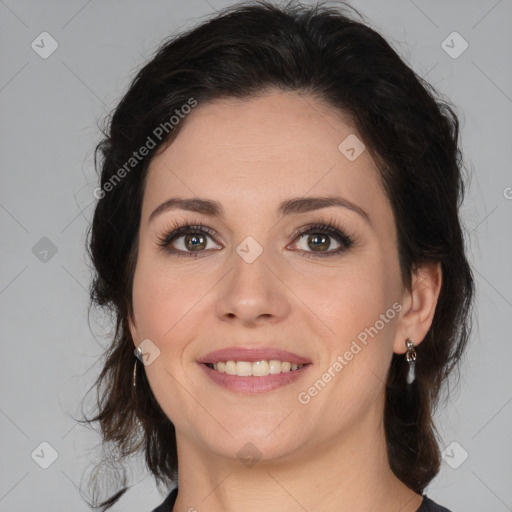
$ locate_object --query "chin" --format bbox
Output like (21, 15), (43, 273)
(220, 433), (306, 466)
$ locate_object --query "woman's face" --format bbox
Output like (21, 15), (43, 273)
(129, 90), (411, 463)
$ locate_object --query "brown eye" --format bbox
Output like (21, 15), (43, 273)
(296, 232), (341, 252)
(290, 222), (355, 257)
(183, 233), (207, 251)
(158, 224), (222, 256)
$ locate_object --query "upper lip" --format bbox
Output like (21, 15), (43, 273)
(198, 347), (311, 365)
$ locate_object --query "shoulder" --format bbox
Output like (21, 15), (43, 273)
(150, 488), (178, 512)
(419, 495), (454, 512)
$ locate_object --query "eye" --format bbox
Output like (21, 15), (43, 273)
(290, 221), (355, 257)
(157, 221), (222, 257)
(156, 217), (357, 258)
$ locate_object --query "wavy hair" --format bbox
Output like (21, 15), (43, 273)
(80, 1), (474, 509)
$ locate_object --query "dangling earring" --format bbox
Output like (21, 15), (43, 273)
(405, 338), (416, 384)
(132, 346), (143, 395)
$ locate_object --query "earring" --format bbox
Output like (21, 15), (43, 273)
(405, 338), (416, 384)
(133, 346), (143, 391)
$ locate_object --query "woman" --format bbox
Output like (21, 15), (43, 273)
(83, 1), (474, 511)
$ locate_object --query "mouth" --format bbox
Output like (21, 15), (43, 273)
(198, 347), (312, 394)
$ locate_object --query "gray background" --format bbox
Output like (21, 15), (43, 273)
(1, 0), (511, 510)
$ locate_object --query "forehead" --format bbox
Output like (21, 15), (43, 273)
(143, 91), (389, 225)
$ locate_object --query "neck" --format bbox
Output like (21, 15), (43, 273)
(172, 405), (423, 512)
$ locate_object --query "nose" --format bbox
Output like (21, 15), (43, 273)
(215, 244), (291, 328)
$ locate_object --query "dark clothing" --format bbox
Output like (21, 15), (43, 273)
(151, 488), (453, 511)
(151, 488), (177, 512)
(420, 496), (453, 511)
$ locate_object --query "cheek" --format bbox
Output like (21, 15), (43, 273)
(130, 254), (205, 426)
(131, 248), (201, 343)
(298, 256), (399, 389)
(131, 271), (171, 341)
(299, 282), (397, 423)
(307, 259), (392, 338)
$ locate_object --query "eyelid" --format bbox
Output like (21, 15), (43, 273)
(156, 215), (358, 256)
(289, 219), (355, 248)
(156, 217), (220, 247)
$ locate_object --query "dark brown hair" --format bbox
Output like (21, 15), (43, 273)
(81, 1), (474, 509)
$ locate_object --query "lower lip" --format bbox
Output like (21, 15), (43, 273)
(199, 363), (311, 394)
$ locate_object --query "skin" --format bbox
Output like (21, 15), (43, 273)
(128, 90), (442, 512)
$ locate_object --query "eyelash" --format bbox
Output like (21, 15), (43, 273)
(156, 216), (357, 258)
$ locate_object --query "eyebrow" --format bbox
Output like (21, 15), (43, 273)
(148, 195), (373, 227)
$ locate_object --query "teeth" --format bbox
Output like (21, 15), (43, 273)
(252, 360), (269, 376)
(269, 360), (281, 374)
(225, 360), (237, 375)
(236, 361), (252, 376)
(210, 360), (304, 376)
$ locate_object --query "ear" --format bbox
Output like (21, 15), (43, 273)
(128, 310), (140, 348)
(394, 261), (442, 354)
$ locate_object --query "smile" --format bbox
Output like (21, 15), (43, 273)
(198, 347), (311, 394)
(207, 360), (305, 376)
